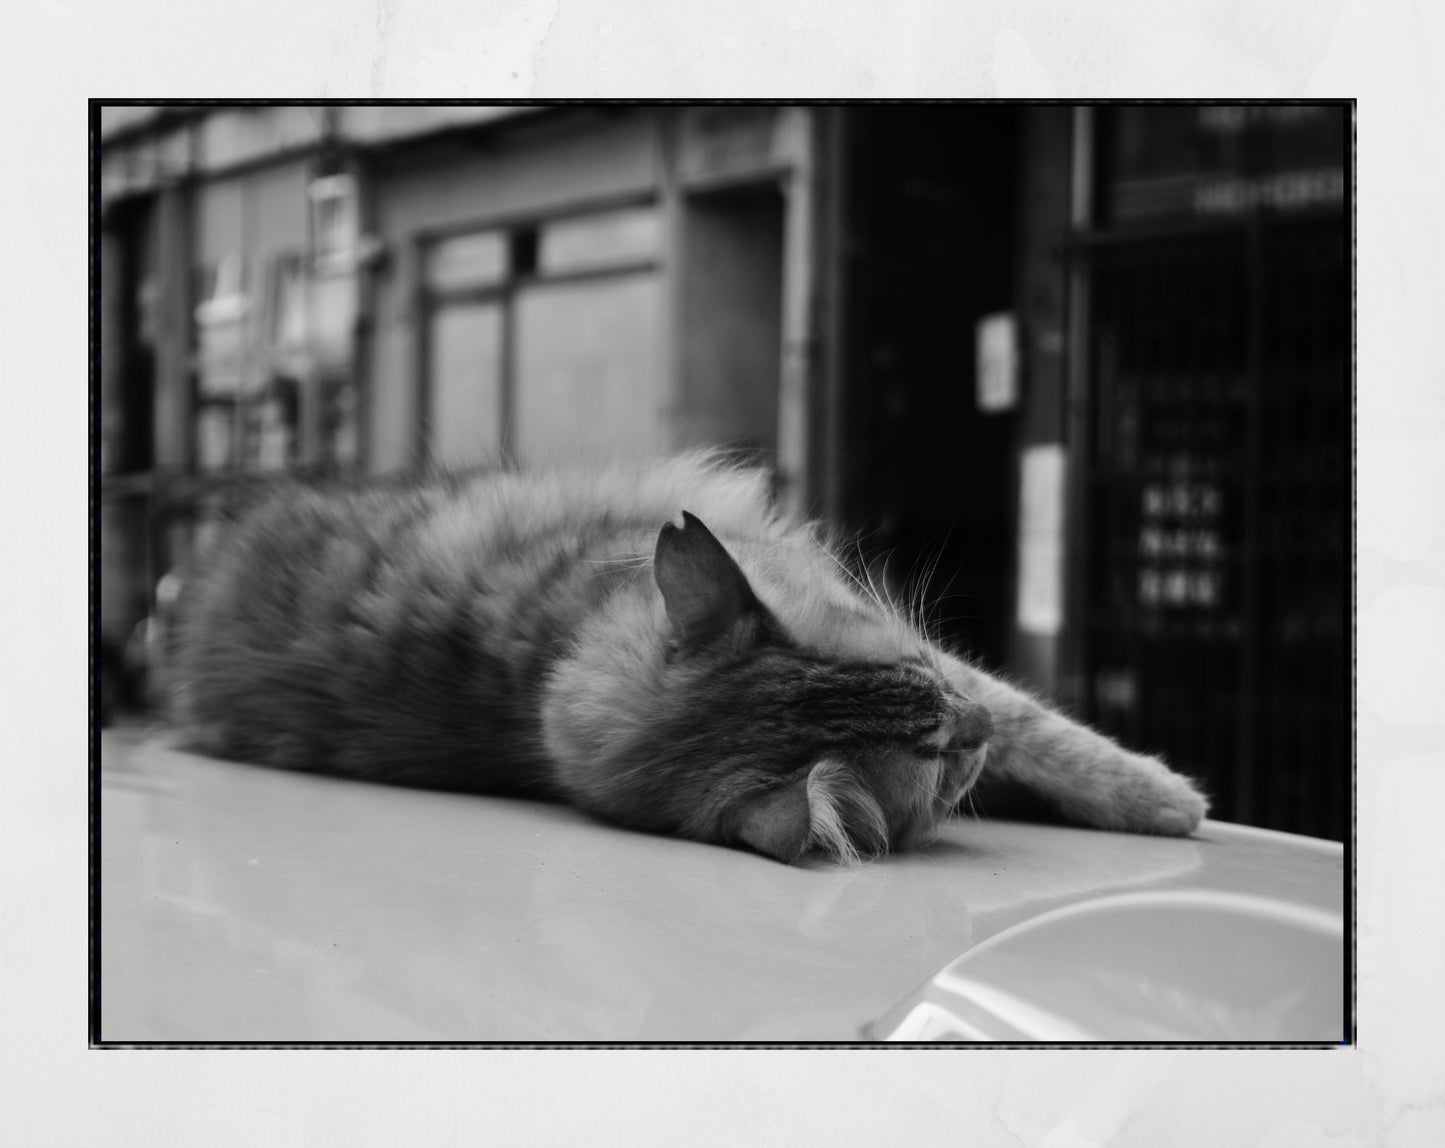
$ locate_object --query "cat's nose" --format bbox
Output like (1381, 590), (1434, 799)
(945, 701), (992, 750)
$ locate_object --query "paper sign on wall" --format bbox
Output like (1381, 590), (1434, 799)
(976, 311), (1018, 413)
(1016, 444), (1067, 636)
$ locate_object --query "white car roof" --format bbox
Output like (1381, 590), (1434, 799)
(99, 730), (1345, 1042)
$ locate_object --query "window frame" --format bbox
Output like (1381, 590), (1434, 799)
(413, 194), (664, 469)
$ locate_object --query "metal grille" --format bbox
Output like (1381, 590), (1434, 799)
(1081, 217), (1347, 840)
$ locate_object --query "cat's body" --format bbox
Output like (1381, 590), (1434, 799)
(174, 452), (1207, 863)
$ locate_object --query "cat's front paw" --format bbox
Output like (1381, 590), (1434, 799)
(1110, 754), (1209, 836)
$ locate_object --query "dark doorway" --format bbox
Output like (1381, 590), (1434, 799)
(101, 199), (157, 476)
(838, 107), (1022, 671)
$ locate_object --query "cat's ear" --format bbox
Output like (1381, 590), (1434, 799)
(735, 781), (812, 863)
(654, 511), (764, 653)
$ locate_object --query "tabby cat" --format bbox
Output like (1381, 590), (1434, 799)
(173, 452), (1207, 863)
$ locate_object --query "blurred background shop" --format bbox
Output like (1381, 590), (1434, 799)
(97, 103), (1349, 840)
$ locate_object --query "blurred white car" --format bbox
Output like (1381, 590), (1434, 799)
(98, 729), (1346, 1043)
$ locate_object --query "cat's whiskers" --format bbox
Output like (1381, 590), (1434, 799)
(581, 555), (655, 575)
(827, 527), (904, 624)
(904, 552), (931, 635)
(857, 545), (903, 622)
(744, 535), (796, 563)
(918, 762), (949, 810)
(832, 559), (873, 608)
(955, 773), (986, 821)
(900, 519), (956, 644)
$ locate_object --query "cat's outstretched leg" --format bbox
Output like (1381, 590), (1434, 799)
(937, 653), (1208, 836)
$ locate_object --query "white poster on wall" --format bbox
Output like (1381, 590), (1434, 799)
(1016, 443), (1067, 636)
(976, 311), (1018, 412)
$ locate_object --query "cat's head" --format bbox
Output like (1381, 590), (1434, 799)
(561, 511), (992, 864)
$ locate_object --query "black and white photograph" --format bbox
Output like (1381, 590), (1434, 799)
(0, 0), (1422, 1134)
(95, 102), (1349, 1046)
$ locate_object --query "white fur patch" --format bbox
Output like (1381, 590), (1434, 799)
(805, 759), (889, 865)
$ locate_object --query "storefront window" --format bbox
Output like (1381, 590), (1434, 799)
(419, 204), (663, 469)
(195, 253), (251, 400)
(514, 275), (665, 464)
(538, 206), (660, 274)
(309, 172), (360, 273)
(426, 231), (508, 292)
(1082, 106), (1348, 838)
(429, 302), (504, 466)
(1104, 105), (1347, 224)
(192, 255), (361, 473)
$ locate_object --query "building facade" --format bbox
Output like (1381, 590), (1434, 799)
(97, 103), (1349, 839)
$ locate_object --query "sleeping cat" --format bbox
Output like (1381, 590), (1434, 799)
(172, 451), (1207, 863)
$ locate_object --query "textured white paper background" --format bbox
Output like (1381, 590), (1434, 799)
(5, 0), (1443, 1142)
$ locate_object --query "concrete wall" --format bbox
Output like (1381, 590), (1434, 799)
(673, 188), (784, 458)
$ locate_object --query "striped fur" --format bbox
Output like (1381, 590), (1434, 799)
(172, 451), (1207, 863)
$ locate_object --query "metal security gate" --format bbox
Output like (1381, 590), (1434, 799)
(1078, 215), (1347, 840)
